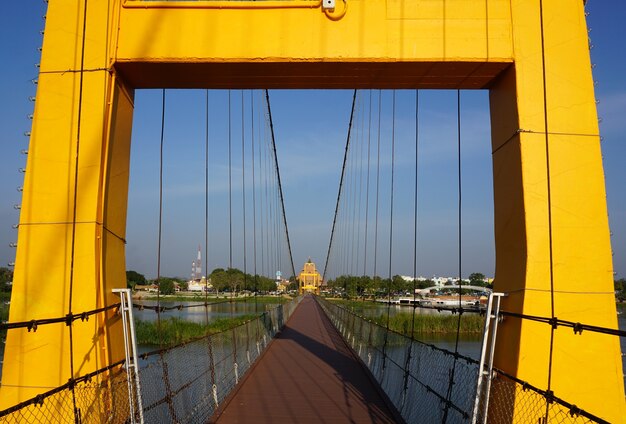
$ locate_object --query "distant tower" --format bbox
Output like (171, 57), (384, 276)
(191, 261), (196, 280)
(195, 245), (202, 281)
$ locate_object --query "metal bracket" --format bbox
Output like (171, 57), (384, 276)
(322, 0), (336, 10)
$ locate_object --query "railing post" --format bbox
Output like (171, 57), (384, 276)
(471, 292), (505, 424)
(113, 288), (144, 424)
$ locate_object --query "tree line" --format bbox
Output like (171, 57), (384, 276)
(126, 268), (294, 295)
(326, 272), (492, 298)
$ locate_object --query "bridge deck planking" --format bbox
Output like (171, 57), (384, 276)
(210, 295), (401, 424)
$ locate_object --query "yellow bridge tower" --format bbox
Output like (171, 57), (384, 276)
(1, 1), (624, 422)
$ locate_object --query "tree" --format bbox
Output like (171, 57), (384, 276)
(158, 278), (176, 295)
(209, 268), (230, 293)
(126, 270), (147, 289)
(468, 272), (487, 287)
(0, 267), (13, 292)
(615, 278), (626, 302)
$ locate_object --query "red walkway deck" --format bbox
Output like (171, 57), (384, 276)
(210, 295), (401, 423)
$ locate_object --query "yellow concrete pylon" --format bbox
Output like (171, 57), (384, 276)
(2, 0), (623, 422)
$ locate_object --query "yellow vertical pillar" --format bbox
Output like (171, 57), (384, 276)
(490, 1), (625, 422)
(0, 0), (132, 417)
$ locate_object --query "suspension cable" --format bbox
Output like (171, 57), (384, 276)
(66, 0), (90, 419)
(156, 89), (166, 347)
(251, 91), (258, 311)
(228, 90), (233, 273)
(264, 90), (296, 279)
(363, 90), (373, 276)
(204, 89), (210, 321)
(242, 90), (248, 296)
(323, 89), (358, 281)
(443, 89), (463, 423)
(539, 1), (557, 413)
(373, 90), (382, 280)
(410, 90), (420, 337)
(385, 90), (396, 330)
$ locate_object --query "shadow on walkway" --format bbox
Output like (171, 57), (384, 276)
(210, 295), (401, 424)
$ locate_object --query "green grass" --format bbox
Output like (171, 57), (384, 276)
(371, 312), (485, 336)
(135, 314), (258, 346)
(329, 299), (485, 335)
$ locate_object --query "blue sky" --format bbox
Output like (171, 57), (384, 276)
(0, 2), (624, 281)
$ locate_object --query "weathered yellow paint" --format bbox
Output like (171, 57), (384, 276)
(2, 0), (623, 421)
(0, 0), (133, 413)
(488, 2), (625, 421)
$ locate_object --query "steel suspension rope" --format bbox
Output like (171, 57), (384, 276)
(322, 89), (358, 281)
(241, 91), (248, 298)
(349, 96), (360, 277)
(539, 2), (557, 417)
(403, 90), (420, 403)
(363, 90), (373, 276)
(204, 90), (210, 322)
(356, 93), (366, 278)
(264, 90), (297, 280)
(410, 90), (420, 339)
(156, 89), (166, 346)
(258, 116), (266, 278)
(373, 90), (382, 280)
(251, 91), (258, 312)
(203, 97), (217, 401)
(155, 88), (178, 421)
(382, 90), (396, 373)
(66, 1), (89, 420)
(354, 95), (363, 274)
(345, 114), (355, 277)
(263, 122), (270, 278)
(443, 89), (464, 423)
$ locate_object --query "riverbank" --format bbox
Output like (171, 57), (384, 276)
(135, 314), (258, 346)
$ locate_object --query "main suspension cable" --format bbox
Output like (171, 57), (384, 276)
(156, 89), (166, 347)
(264, 90), (296, 280)
(323, 89), (358, 281)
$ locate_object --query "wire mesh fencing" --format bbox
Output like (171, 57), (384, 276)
(1, 296), (301, 424)
(316, 296), (480, 423)
(316, 297), (613, 424)
(474, 368), (609, 424)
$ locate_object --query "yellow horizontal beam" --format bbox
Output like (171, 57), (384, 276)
(115, 0), (514, 89)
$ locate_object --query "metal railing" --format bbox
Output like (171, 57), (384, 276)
(316, 296), (612, 424)
(0, 296), (302, 423)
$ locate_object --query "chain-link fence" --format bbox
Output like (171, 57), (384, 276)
(316, 296), (611, 424)
(474, 368), (608, 424)
(317, 296), (479, 423)
(1, 296), (301, 423)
